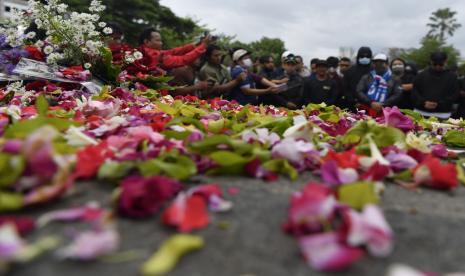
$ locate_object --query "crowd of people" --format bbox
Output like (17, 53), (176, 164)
(107, 24), (465, 120)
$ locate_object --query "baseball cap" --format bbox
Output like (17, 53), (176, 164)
(232, 49), (249, 62)
(373, 53), (388, 62)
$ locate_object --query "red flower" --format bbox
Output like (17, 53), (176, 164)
(74, 141), (113, 179)
(361, 162), (390, 181)
(118, 176), (183, 219)
(324, 149), (360, 169)
(24, 45), (45, 61)
(414, 156), (458, 190)
(0, 216), (35, 236)
(25, 80), (48, 92)
(162, 193), (209, 232)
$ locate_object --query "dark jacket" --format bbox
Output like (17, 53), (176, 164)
(356, 72), (402, 106)
(412, 68), (459, 113)
(301, 77), (339, 106)
(342, 47), (373, 109)
(260, 73), (304, 108)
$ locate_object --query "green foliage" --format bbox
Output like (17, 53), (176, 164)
(338, 181), (380, 210)
(401, 36), (460, 69)
(426, 8), (462, 42)
(65, 0), (200, 46)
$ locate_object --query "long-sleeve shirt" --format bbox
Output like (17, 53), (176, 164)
(130, 43), (206, 74)
(356, 73), (402, 107)
(301, 77), (339, 106)
(412, 68), (459, 113)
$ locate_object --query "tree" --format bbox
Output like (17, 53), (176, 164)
(65, 0), (202, 47)
(427, 8), (462, 42)
(401, 36), (460, 69)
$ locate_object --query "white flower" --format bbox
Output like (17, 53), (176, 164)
(102, 27), (113, 35)
(43, 45), (54, 55)
(84, 63), (92, 69)
(81, 47), (89, 54)
(98, 22), (106, 28)
(133, 51), (143, 60)
(35, 40), (44, 48)
(64, 126), (98, 147)
(26, 31), (36, 39)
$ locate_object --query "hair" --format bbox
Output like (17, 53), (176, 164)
(295, 55), (303, 62)
(340, 57), (351, 63)
(326, 56), (339, 67)
(310, 58), (319, 65)
(206, 44), (221, 58)
(259, 55), (272, 64)
(139, 27), (158, 46)
(390, 58), (406, 68)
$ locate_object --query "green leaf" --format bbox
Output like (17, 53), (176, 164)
(138, 153), (197, 181)
(209, 151), (250, 167)
(207, 119), (225, 134)
(262, 159), (298, 180)
(98, 161), (135, 181)
(156, 102), (177, 116)
(444, 130), (465, 148)
(35, 95), (49, 116)
(0, 154), (25, 187)
(338, 181), (380, 210)
(0, 191), (24, 212)
(4, 117), (81, 139)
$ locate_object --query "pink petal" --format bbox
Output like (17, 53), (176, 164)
(345, 205), (393, 257)
(299, 232), (364, 272)
(58, 228), (119, 260)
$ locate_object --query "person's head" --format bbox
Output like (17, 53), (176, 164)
(315, 59), (328, 78)
(283, 55), (298, 75)
(430, 51), (448, 72)
(372, 53), (389, 75)
(390, 58), (406, 76)
(233, 49), (253, 69)
(106, 22), (124, 44)
(356, 46), (373, 66)
(259, 55), (274, 70)
(206, 45), (223, 66)
(339, 57), (351, 74)
(281, 51), (292, 63)
(326, 56), (339, 75)
(295, 56), (304, 71)
(310, 58), (319, 73)
(405, 62), (418, 76)
(139, 28), (162, 49)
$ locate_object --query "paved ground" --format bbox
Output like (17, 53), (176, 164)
(8, 173), (465, 276)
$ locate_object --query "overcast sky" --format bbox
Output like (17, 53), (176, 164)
(161, 0), (465, 64)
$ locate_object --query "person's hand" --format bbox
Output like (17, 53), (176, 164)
(286, 102), (297, 109)
(424, 101), (438, 110)
(201, 35), (214, 46)
(236, 72), (247, 82)
(370, 102), (383, 112)
(267, 86), (280, 94)
(195, 81), (210, 90)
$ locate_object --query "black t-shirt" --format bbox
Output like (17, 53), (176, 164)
(302, 77), (339, 106)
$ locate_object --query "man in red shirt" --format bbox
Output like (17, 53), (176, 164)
(132, 28), (211, 74)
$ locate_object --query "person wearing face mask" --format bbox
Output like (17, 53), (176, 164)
(356, 54), (402, 117)
(342, 46), (373, 111)
(295, 56), (311, 78)
(412, 52), (459, 119)
(230, 49), (281, 105)
(390, 58), (415, 109)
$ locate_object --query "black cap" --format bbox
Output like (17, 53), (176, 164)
(430, 51), (447, 64)
(357, 46), (373, 59)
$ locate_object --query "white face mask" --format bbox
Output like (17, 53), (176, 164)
(242, 58), (253, 68)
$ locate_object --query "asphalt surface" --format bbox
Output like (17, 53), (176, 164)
(7, 173), (465, 276)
